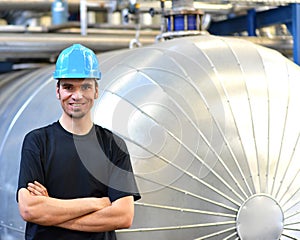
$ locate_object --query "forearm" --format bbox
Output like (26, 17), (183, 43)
(57, 196), (134, 232)
(18, 188), (110, 226)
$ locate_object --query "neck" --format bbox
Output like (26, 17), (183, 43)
(59, 114), (93, 135)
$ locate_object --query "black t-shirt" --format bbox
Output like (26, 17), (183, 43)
(17, 121), (141, 240)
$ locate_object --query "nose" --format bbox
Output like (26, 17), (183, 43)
(72, 89), (83, 99)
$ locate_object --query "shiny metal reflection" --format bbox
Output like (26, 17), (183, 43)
(95, 35), (300, 239)
(1, 35), (300, 239)
(236, 194), (284, 239)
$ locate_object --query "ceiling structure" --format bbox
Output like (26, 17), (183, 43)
(0, 0), (298, 71)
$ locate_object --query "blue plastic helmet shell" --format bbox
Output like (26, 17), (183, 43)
(53, 44), (101, 79)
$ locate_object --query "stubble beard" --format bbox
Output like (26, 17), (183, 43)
(68, 110), (86, 119)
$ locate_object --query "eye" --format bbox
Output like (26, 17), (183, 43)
(81, 84), (92, 91)
(62, 85), (74, 91)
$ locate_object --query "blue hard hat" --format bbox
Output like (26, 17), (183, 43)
(53, 44), (101, 79)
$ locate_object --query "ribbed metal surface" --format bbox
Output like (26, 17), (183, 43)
(0, 67), (59, 239)
(95, 35), (300, 239)
(0, 35), (300, 239)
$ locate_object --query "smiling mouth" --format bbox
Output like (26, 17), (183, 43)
(70, 103), (84, 107)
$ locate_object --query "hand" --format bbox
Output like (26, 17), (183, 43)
(27, 181), (49, 197)
(99, 197), (112, 209)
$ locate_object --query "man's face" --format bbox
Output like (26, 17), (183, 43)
(56, 78), (98, 119)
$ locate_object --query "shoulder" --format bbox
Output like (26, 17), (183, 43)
(24, 122), (57, 140)
(21, 122), (61, 156)
(94, 125), (128, 151)
(94, 125), (124, 141)
(22, 123), (59, 150)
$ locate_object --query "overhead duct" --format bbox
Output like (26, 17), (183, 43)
(1, 35), (300, 239)
(0, 31), (158, 63)
(0, 0), (112, 12)
(0, 0), (295, 63)
(172, 0), (194, 10)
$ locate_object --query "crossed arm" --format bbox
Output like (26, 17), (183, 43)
(18, 181), (134, 232)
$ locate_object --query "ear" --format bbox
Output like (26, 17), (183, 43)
(56, 86), (61, 99)
(94, 86), (99, 99)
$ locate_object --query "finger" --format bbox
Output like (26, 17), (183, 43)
(27, 183), (45, 196)
(33, 181), (44, 188)
(33, 181), (47, 191)
(27, 185), (42, 196)
(32, 181), (49, 197)
(28, 182), (41, 191)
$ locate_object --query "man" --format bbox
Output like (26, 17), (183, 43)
(17, 44), (141, 240)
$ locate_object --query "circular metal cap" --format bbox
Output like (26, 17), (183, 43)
(236, 194), (284, 239)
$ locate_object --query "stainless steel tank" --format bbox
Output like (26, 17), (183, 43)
(1, 34), (300, 239)
(0, 68), (61, 239)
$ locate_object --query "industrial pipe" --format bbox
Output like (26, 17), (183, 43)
(0, 35), (300, 239)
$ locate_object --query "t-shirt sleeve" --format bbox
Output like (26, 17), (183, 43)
(107, 135), (141, 202)
(16, 130), (46, 202)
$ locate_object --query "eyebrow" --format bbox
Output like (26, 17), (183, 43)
(81, 83), (93, 86)
(61, 82), (93, 87)
(61, 82), (73, 86)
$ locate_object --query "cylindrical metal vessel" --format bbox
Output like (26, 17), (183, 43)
(1, 35), (300, 239)
(51, 0), (69, 25)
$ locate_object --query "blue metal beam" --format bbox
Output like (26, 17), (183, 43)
(291, 4), (300, 65)
(208, 5), (292, 35)
(0, 62), (13, 73)
(247, 9), (257, 36)
(208, 4), (300, 65)
(256, 5), (292, 26)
